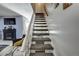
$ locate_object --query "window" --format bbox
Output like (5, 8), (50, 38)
(4, 18), (16, 25)
(63, 3), (72, 9)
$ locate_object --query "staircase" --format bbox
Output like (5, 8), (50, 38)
(30, 13), (54, 56)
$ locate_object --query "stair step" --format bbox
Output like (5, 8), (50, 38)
(32, 40), (51, 44)
(34, 24), (47, 25)
(35, 19), (45, 21)
(33, 40), (44, 44)
(34, 23), (46, 25)
(34, 25), (47, 26)
(34, 24), (47, 26)
(35, 13), (44, 15)
(34, 26), (47, 27)
(34, 21), (46, 22)
(36, 14), (44, 16)
(35, 20), (46, 21)
(33, 36), (49, 38)
(30, 44), (53, 50)
(33, 31), (48, 33)
(35, 18), (45, 20)
(34, 22), (46, 24)
(32, 36), (49, 39)
(30, 49), (45, 53)
(34, 23), (46, 24)
(34, 22), (46, 23)
(33, 35), (49, 37)
(32, 38), (51, 41)
(35, 16), (44, 18)
(36, 50), (45, 53)
(33, 27), (47, 29)
(33, 31), (48, 34)
(33, 33), (49, 35)
(30, 53), (54, 56)
(33, 29), (48, 31)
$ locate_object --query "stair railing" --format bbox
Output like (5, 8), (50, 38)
(20, 13), (35, 56)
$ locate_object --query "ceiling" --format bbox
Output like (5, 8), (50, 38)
(0, 5), (20, 16)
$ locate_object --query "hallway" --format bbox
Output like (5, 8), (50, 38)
(30, 13), (54, 56)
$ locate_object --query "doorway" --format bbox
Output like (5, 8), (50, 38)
(32, 3), (45, 13)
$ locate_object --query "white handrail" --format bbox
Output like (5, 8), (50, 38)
(20, 13), (35, 56)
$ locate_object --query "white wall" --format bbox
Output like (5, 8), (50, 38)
(46, 3), (79, 56)
(46, 3), (63, 18)
(22, 16), (30, 35)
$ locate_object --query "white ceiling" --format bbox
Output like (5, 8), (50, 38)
(0, 5), (20, 16)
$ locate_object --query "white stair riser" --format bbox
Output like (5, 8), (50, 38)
(33, 36), (49, 38)
(31, 41), (36, 44)
(34, 22), (46, 23)
(31, 41), (51, 45)
(30, 50), (53, 53)
(34, 27), (48, 29)
(34, 24), (47, 26)
(35, 18), (45, 19)
(33, 31), (48, 33)
(30, 50), (36, 53)
(44, 42), (51, 44)
(45, 50), (53, 53)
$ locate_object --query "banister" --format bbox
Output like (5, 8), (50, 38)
(20, 13), (35, 56)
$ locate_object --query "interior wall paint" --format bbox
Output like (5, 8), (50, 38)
(46, 3), (79, 56)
